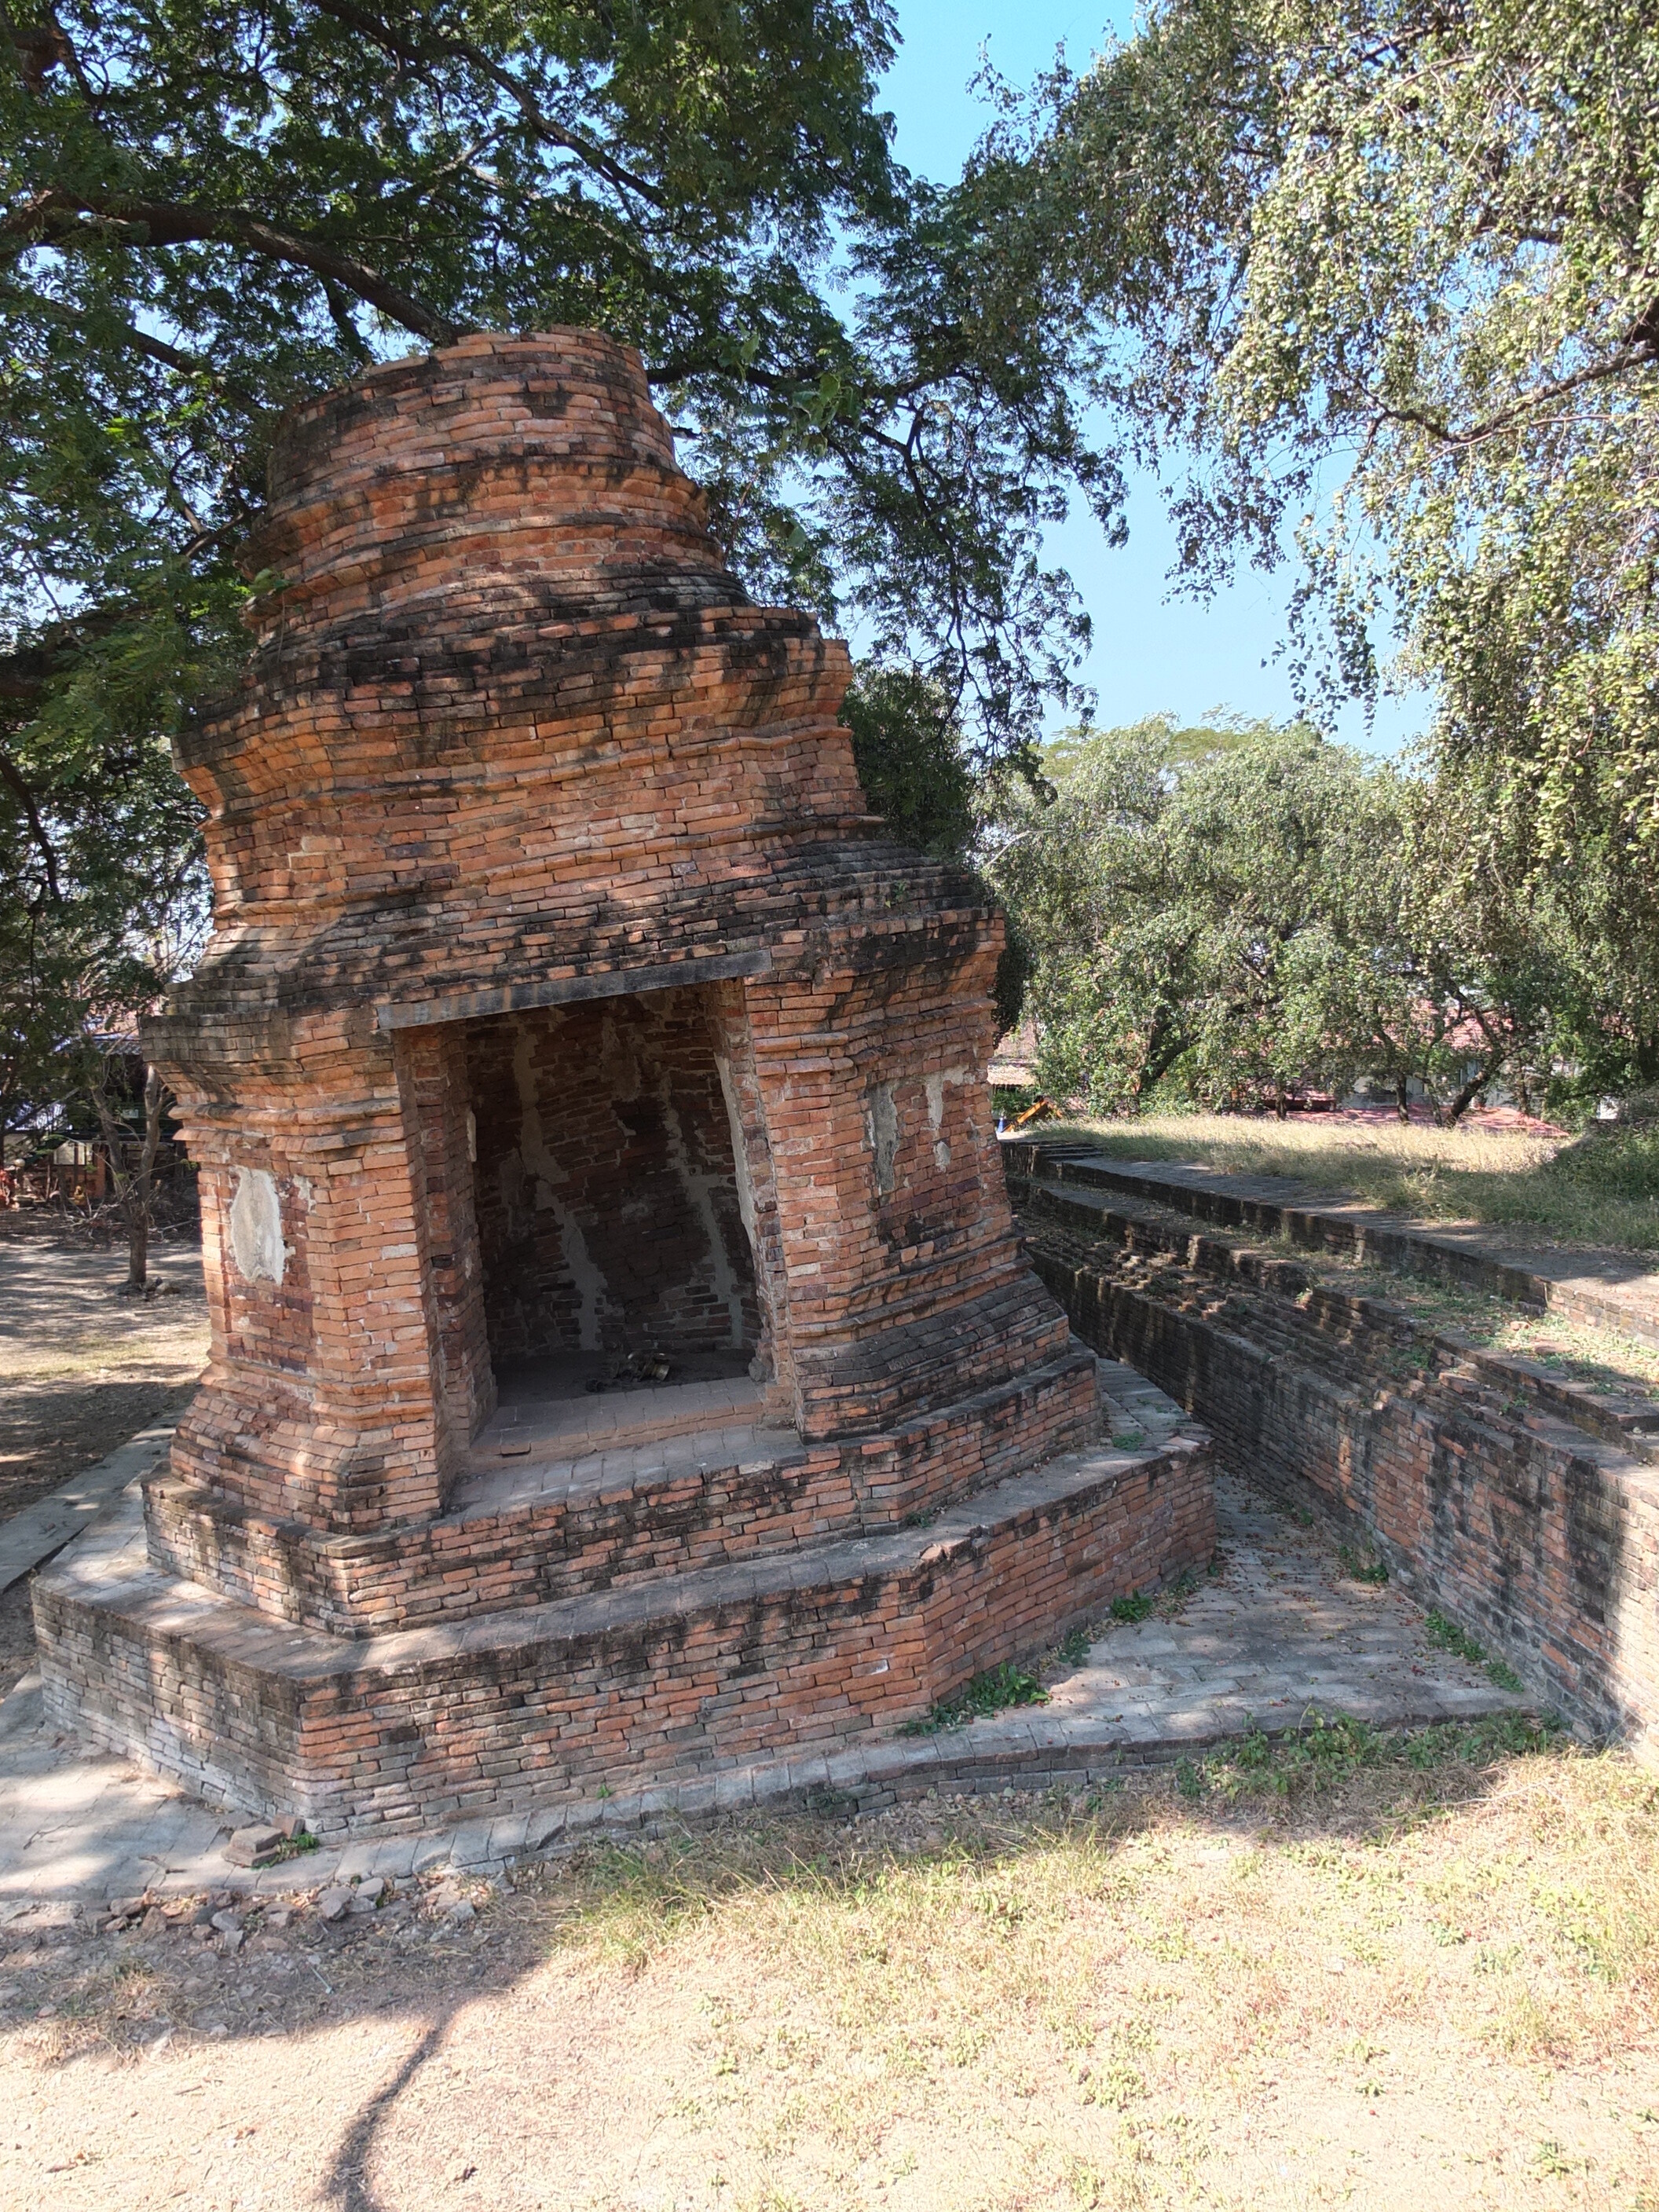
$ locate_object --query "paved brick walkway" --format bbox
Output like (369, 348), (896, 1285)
(0, 1361), (1525, 1917)
(0, 1420), (177, 1596)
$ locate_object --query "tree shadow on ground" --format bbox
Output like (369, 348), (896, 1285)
(0, 1713), (1600, 2210)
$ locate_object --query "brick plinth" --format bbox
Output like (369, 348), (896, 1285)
(143, 1347), (1097, 1634)
(36, 1430), (1215, 1837)
(40, 331), (1209, 1824)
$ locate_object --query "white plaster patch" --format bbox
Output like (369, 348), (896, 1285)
(925, 1068), (972, 1128)
(866, 1083), (899, 1196)
(925, 1068), (969, 1172)
(228, 1167), (286, 1285)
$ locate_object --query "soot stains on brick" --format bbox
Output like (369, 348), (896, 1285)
(40, 333), (1183, 1834)
(466, 991), (759, 1368)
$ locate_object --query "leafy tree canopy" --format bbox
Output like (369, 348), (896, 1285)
(842, 664), (976, 861)
(987, 719), (1621, 1120)
(991, 0), (1659, 981)
(840, 662), (1035, 1037)
(0, 0), (1122, 1128)
(0, 0), (1113, 749)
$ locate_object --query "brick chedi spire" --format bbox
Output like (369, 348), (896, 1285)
(35, 334), (1213, 1838)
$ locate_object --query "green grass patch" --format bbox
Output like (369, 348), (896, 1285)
(1109, 1591), (1154, 1624)
(1336, 1542), (1390, 1585)
(1196, 1709), (1561, 1802)
(902, 1661), (1049, 1734)
(1425, 1609), (1487, 1664)
(1425, 1611), (1527, 1692)
(1040, 1108), (1659, 1253)
(267, 1830), (320, 1863)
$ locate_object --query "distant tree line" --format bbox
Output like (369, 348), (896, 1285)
(983, 719), (1659, 1124)
(969, 0), (1659, 1090)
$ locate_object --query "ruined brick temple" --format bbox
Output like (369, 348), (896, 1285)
(37, 334), (1212, 1835)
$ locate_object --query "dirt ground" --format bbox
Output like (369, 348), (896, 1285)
(0, 1218), (208, 1694)
(2, 1727), (1655, 2212)
(0, 1219), (207, 1523)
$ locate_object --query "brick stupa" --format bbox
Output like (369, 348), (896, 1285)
(37, 333), (1213, 1836)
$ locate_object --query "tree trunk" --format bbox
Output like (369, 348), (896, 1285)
(90, 1056), (168, 1293)
(127, 1196), (149, 1291)
(1396, 1077), (1411, 1122)
(1443, 1051), (1505, 1127)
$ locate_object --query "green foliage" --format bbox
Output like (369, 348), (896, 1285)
(1005, 0), (1659, 1002)
(1108, 1591), (1153, 1623)
(0, 6), (1126, 1126)
(0, 0), (1110, 766)
(1425, 1611), (1488, 1666)
(988, 717), (1581, 1118)
(1547, 1120), (1659, 1208)
(842, 665), (976, 860)
(1203, 1708), (1558, 1801)
(1213, 1712), (1385, 1798)
(1054, 1624), (1094, 1667)
(1337, 1544), (1389, 1586)
(1424, 1609), (1524, 1689)
(842, 661), (1039, 1038)
(991, 910), (1036, 1046)
(903, 1661), (1050, 1734)
(0, 582), (217, 1131)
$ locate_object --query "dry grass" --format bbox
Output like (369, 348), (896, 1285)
(1046, 1109), (1659, 1255)
(1309, 1254), (1659, 1400)
(5, 1727), (1659, 2209)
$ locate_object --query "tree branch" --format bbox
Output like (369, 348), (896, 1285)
(1, 187), (467, 346)
(1339, 343), (1657, 454)
(0, 745), (64, 903)
(306, 0), (668, 207)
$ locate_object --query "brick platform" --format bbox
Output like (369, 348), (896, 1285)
(1009, 1146), (1659, 1745)
(38, 1429), (1214, 1839)
(36, 332), (1208, 1828)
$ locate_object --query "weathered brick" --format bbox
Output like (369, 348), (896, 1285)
(38, 331), (1213, 1828)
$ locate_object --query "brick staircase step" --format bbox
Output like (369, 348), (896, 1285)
(36, 1423), (1216, 1839)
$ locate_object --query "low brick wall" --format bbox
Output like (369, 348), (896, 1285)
(1003, 1140), (1659, 1352)
(37, 1429), (1215, 1836)
(1016, 1182), (1659, 1745)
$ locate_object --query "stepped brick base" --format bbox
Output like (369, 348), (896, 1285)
(142, 1350), (1098, 1635)
(39, 335), (1200, 1829)
(36, 1426), (1215, 1837)
(1010, 1152), (1659, 1745)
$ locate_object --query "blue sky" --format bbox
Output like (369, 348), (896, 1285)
(877, 0), (1430, 756)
